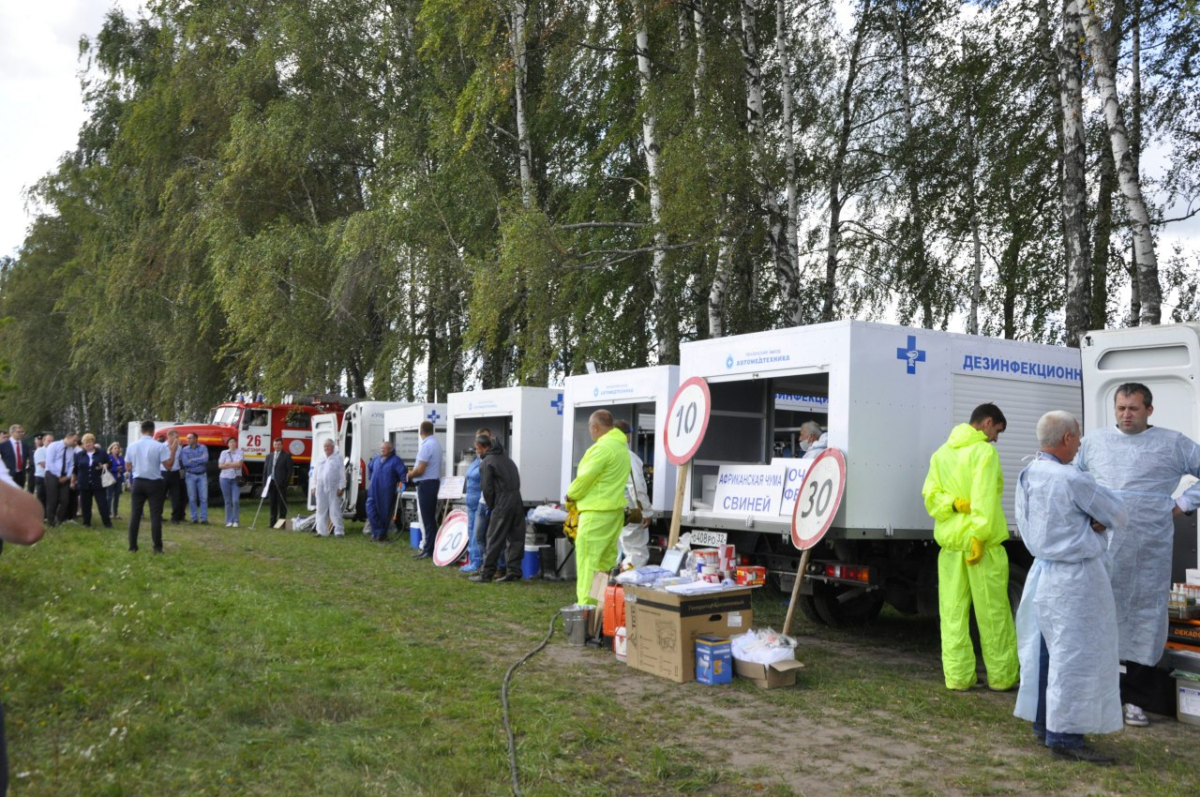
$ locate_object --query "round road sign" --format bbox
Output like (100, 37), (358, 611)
(432, 510), (470, 567)
(790, 448), (847, 550)
(663, 377), (712, 466)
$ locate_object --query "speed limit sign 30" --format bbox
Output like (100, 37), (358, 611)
(790, 448), (847, 550)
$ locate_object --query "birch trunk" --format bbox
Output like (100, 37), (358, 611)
(963, 95), (982, 335)
(890, 6), (932, 327)
(1079, 0), (1160, 325)
(776, 0), (801, 325)
(634, 1), (674, 358)
(510, 0), (534, 209)
(693, 3), (706, 110)
(709, 220), (733, 337)
(1089, 0), (1127, 330)
(740, 0), (795, 324)
(1060, 0), (1091, 346)
(823, 0), (872, 321)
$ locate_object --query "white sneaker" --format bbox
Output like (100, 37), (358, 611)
(232, 522), (239, 528)
(225, 523), (232, 528)
(1123, 703), (1149, 727)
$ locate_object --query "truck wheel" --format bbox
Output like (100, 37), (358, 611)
(798, 594), (822, 625)
(812, 582), (885, 627)
(354, 489), (366, 522)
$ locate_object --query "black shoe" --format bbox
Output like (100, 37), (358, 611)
(1049, 745), (1114, 766)
(468, 572), (493, 583)
(412, 551), (430, 559)
(494, 574), (522, 583)
(152, 549), (164, 555)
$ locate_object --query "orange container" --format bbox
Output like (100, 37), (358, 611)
(735, 566), (767, 586)
(603, 584), (626, 638)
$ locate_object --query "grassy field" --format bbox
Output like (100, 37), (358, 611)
(1, 503), (1198, 796)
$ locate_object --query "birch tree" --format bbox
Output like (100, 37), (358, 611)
(1079, 0), (1162, 325)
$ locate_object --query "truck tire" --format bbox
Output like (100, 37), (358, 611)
(811, 582), (885, 627)
(798, 594), (822, 625)
(354, 488), (366, 522)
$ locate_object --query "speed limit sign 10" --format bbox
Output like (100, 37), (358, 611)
(663, 377), (712, 465)
(790, 448), (847, 550)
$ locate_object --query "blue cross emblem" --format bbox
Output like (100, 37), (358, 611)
(725, 355), (734, 369)
(427, 409), (441, 424)
(551, 393), (564, 416)
(896, 335), (926, 375)
(593, 386), (600, 398)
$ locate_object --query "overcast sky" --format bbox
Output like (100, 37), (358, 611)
(1, 3), (1195, 271)
(0, 1), (142, 259)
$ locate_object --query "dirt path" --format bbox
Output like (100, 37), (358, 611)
(539, 636), (1190, 797)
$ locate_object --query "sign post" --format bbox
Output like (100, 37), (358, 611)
(782, 448), (847, 637)
(662, 377), (712, 549)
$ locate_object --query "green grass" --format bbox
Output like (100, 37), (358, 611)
(1, 508), (1198, 796)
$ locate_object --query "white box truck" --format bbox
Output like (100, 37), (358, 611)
(559, 365), (679, 523)
(446, 387), (564, 505)
(676, 320), (1083, 625)
(1080, 324), (1200, 579)
(309, 401), (413, 518)
(385, 404), (447, 532)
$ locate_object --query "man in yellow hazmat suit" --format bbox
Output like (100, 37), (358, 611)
(567, 410), (632, 605)
(922, 402), (1019, 691)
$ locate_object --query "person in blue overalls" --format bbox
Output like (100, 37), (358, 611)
(365, 440), (407, 542)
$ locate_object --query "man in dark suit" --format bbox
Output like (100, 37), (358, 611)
(0, 425), (33, 491)
(263, 438), (293, 526)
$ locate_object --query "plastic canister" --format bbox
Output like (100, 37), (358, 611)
(409, 522), (422, 549)
(614, 626), (628, 662)
(522, 545), (541, 579)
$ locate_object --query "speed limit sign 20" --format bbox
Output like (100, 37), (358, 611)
(790, 448), (847, 550)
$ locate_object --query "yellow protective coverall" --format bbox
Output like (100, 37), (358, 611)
(567, 428), (632, 605)
(922, 423), (1018, 691)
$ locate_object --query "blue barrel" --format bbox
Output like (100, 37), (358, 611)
(410, 522), (422, 549)
(522, 545), (542, 579)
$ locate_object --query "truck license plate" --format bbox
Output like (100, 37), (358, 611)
(689, 531), (728, 547)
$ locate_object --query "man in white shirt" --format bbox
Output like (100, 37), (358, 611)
(43, 433), (79, 527)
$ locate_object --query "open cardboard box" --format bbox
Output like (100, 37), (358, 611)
(625, 585), (753, 683)
(733, 657), (805, 689)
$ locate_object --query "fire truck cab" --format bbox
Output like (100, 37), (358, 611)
(157, 394), (351, 500)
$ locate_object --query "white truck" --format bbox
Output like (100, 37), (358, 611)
(1080, 324), (1200, 579)
(675, 320), (1083, 625)
(385, 404), (448, 530)
(446, 387), (564, 505)
(309, 401), (413, 518)
(559, 365), (680, 525)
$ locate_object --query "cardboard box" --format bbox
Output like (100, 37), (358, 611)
(733, 657), (805, 689)
(695, 635), (732, 685)
(625, 585), (753, 683)
(1177, 677), (1200, 727)
(274, 519), (294, 531)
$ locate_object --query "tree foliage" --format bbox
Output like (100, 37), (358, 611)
(1, 0), (1196, 431)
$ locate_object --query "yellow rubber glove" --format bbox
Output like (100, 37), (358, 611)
(953, 498), (971, 514)
(563, 500), (579, 541)
(965, 537), (985, 566)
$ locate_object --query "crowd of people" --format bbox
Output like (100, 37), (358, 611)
(3, 381), (1197, 770)
(923, 383), (1200, 766)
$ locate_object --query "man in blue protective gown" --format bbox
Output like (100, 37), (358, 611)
(1075, 382), (1200, 726)
(365, 441), (407, 543)
(1014, 411), (1127, 765)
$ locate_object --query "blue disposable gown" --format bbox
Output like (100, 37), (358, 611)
(1013, 454), (1128, 735)
(1076, 426), (1200, 664)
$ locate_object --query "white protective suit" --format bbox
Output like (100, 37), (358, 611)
(313, 451), (347, 537)
(1076, 426), (1200, 664)
(619, 450), (653, 568)
(1013, 452), (1128, 735)
(802, 433), (828, 460)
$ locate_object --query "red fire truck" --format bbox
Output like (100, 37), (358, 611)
(155, 394), (352, 498)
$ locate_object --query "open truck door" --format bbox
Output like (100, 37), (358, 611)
(308, 413), (339, 512)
